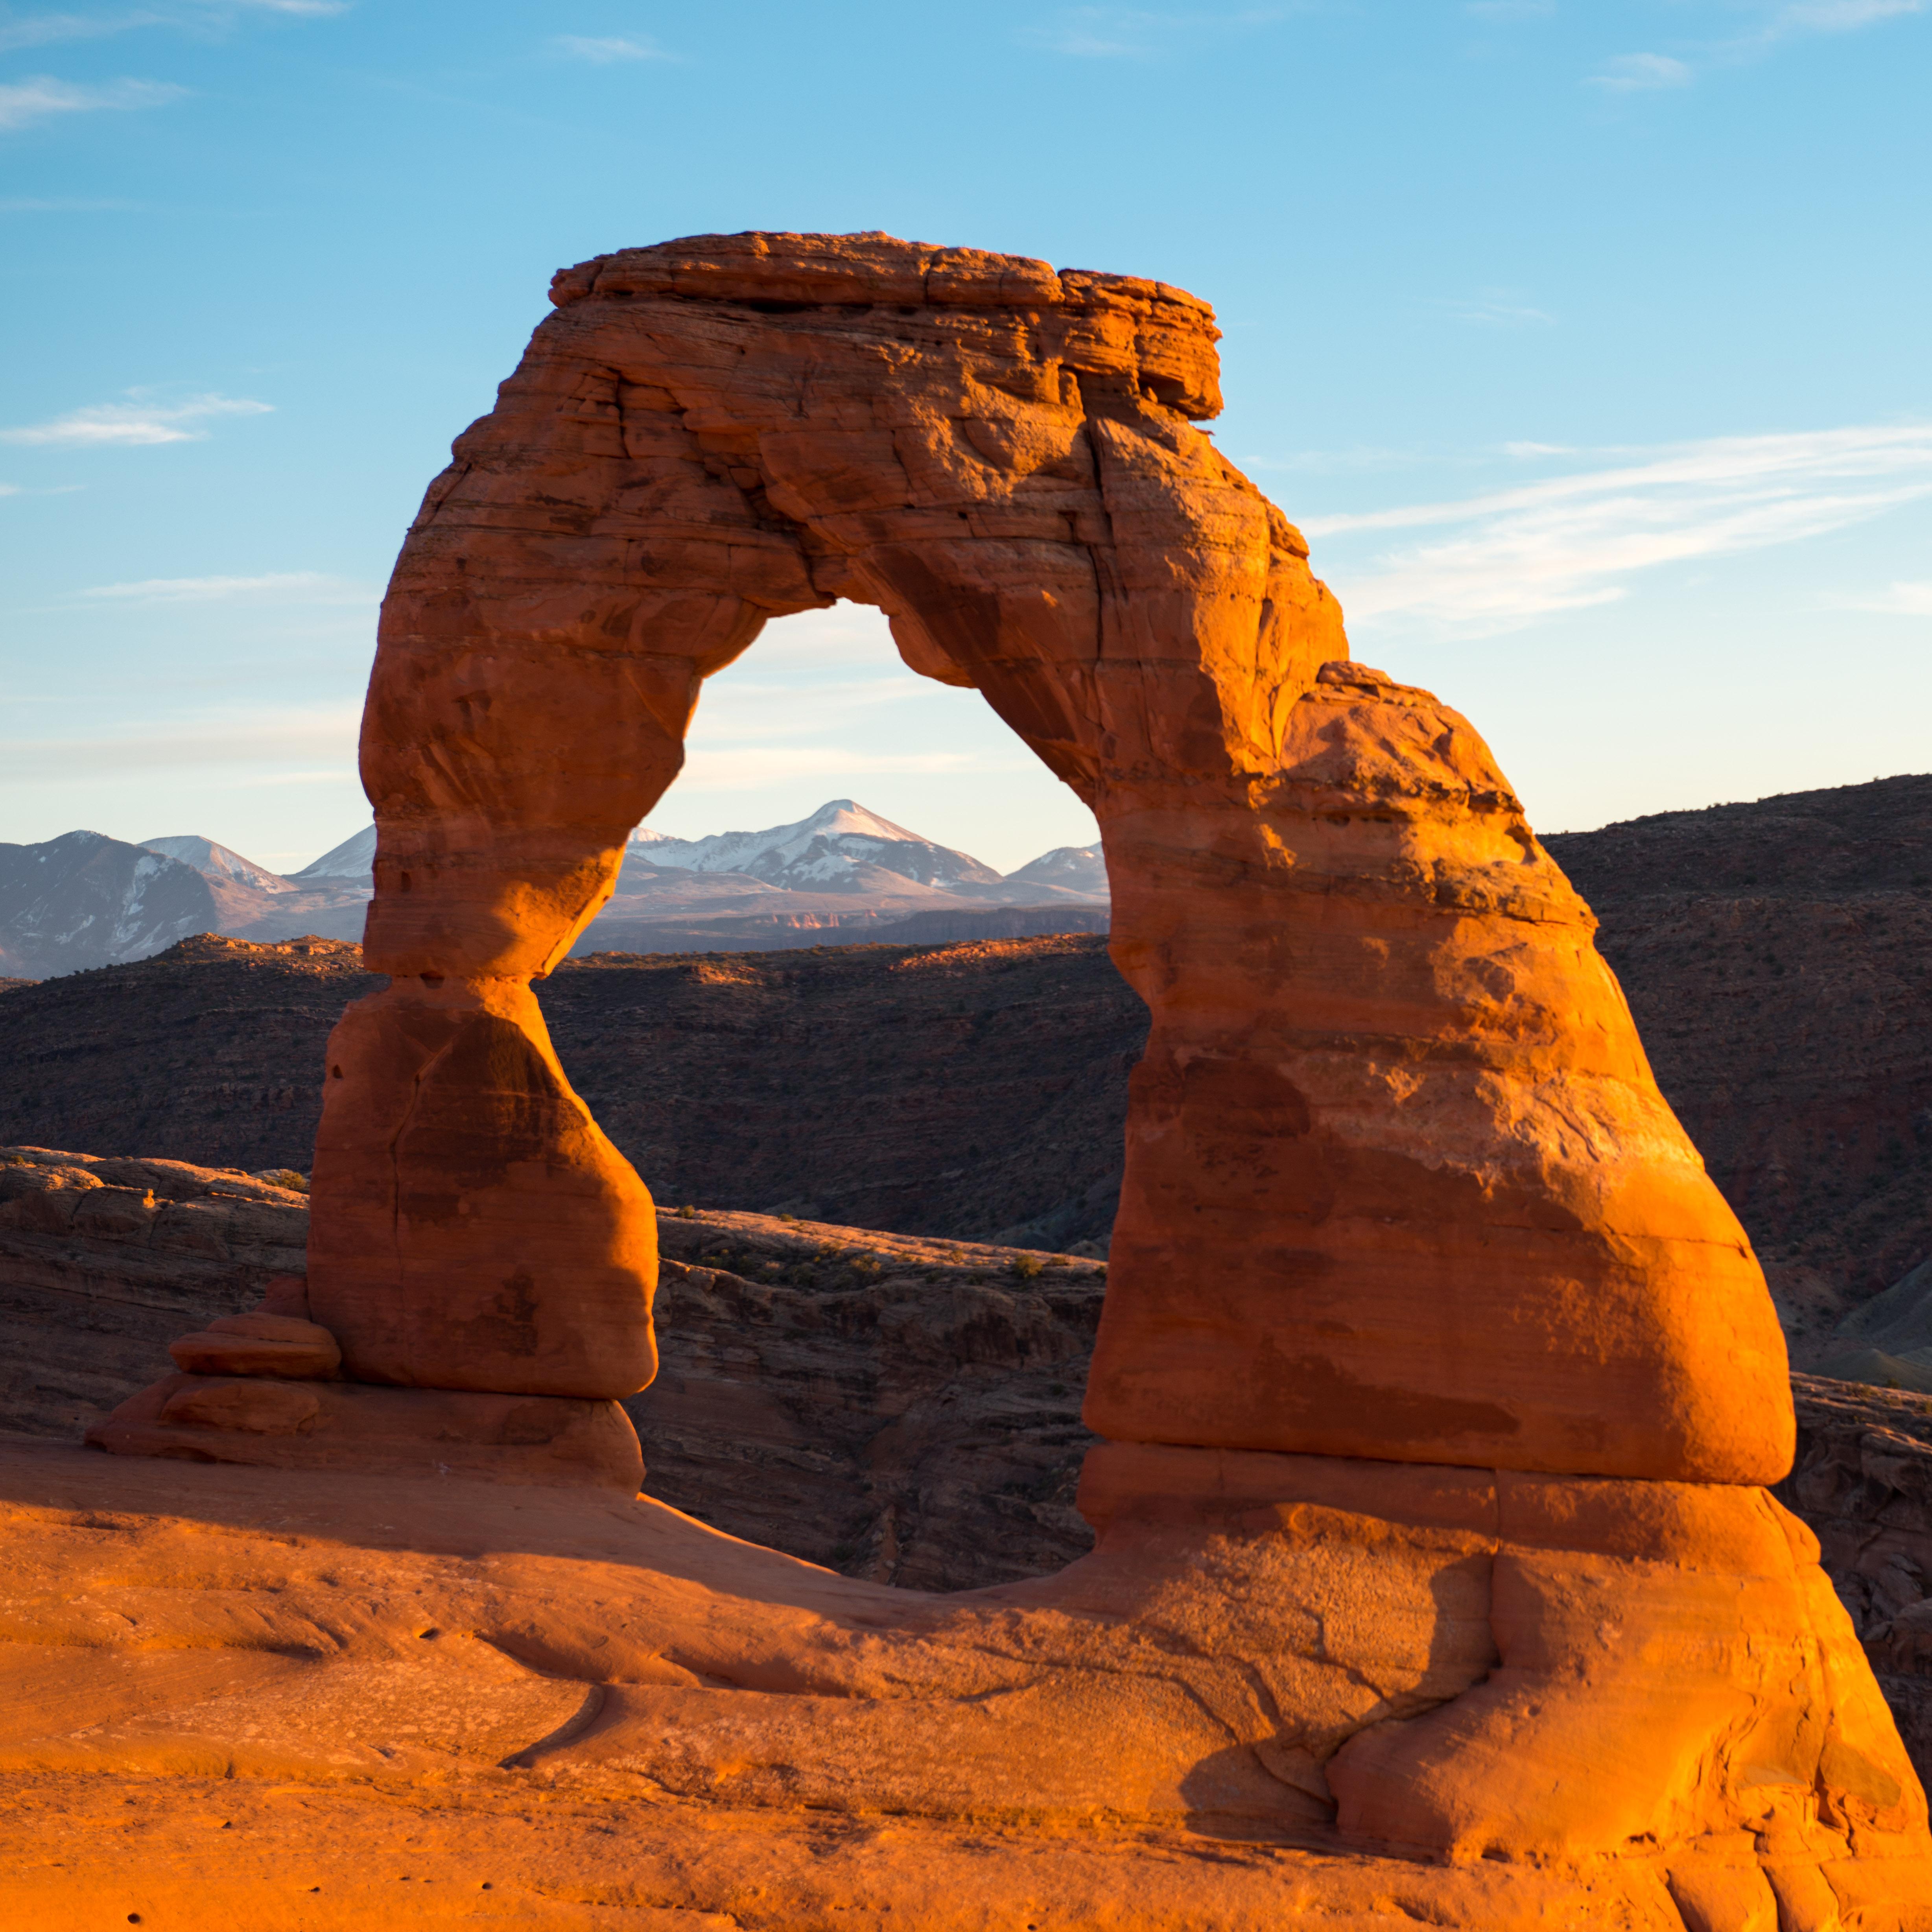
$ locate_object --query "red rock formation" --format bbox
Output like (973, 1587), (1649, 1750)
(322, 230), (1786, 1480)
(1093, 656), (1792, 1482)
(81, 232), (1929, 1909)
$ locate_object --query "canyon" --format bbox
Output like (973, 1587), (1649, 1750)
(4, 768), (1930, 1318)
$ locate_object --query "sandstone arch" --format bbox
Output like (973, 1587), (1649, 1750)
(89, 235), (1932, 1903)
(313, 229), (1787, 1485)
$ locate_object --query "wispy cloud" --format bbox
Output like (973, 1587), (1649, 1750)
(1584, 0), (1924, 87)
(678, 746), (1001, 791)
(1243, 445), (1432, 476)
(0, 12), (152, 52)
(0, 2), (346, 54)
(1021, 10), (1155, 55)
(0, 391), (271, 447)
(552, 33), (673, 62)
(1427, 291), (1555, 328)
(0, 74), (185, 130)
(0, 706), (360, 781)
(1587, 52), (1692, 89)
(1750, 0), (1925, 41)
(1304, 424), (1932, 632)
(79, 570), (370, 602)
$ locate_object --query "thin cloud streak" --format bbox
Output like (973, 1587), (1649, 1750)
(0, 2), (347, 50)
(1587, 52), (1692, 89)
(0, 74), (185, 129)
(0, 13), (151, 52)
(1427, 292), (1554, 327)
(692, 675), (935, 739)
(678, 747), (1018, 791)
(0, 392), (271, 446)
(1847, 581), (1932, 616)
(1306, 424), (1932, 631)
(553, 34), (674, 62)
(79, 570), (370, 602)
(1750, 0), (1925, 42)
(1587, 0), (1926, 88)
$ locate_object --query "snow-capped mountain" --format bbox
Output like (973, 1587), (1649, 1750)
(1002, 841), (1108, 897)
(289, 826), (376, 883)
(141, 834), (295, 894)
(633, 800), (1004, 894)
(0, 832), (218, 978)
(2, 804), (1107, 975)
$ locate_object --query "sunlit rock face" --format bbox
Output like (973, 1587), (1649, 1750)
(81, 234), (1931, 1910)
(328, 229), (1788, 1477)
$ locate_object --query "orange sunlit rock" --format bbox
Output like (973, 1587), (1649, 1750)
(70, 233), (1929, 1917)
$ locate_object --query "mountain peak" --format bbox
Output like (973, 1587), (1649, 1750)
(289, 826), (377, 882)
(628, 799), (1000, 893)
(142, 835), (296, 894)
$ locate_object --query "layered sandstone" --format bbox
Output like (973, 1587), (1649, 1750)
(69, 231), (1930, 1913)
(1549, 773), (1932, 1332)
(0, 1145), (308, 1442)
(319, 230), (1789, 1480)
(17, 1433), (1925, 1930)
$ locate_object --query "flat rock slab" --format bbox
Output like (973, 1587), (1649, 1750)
(3, 1440), (1928, 1929)
(88, 1373), (643, 1491)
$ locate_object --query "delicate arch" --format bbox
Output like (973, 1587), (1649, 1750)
(308, 232), (1790, 1487)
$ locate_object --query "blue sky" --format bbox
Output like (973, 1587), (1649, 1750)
(2, 0), (1927, 872)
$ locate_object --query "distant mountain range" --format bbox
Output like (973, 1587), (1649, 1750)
(632, 800), (1003, 892)
(0, 801), (1108, 979)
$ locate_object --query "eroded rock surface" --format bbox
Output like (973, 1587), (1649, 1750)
(1781, 1373), (1932, 1777)
(316, 229), (1791, 1483)
(1549, 773), (1932, 1338)
(12, 1152), (1932, 1808)
(63, 232), (1930, 1908)
(0, 1144), (307, 1441)
(643, 1209), (1103, 1587)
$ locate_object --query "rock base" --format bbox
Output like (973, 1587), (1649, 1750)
(4, 1438), (1930, 1928)
(1077, 1439), (1928, 1870)
(86, 1373), (643, 1492)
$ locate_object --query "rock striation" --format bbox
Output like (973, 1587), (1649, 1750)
(1781, 1373), (1932, 1780)
(10, 786), (1932, 1302)
(0, 1145), (308, 1442)
(72, 232), (1932, 1910)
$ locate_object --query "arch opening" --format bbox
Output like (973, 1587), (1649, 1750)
(302, 230), (1788, 1495)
